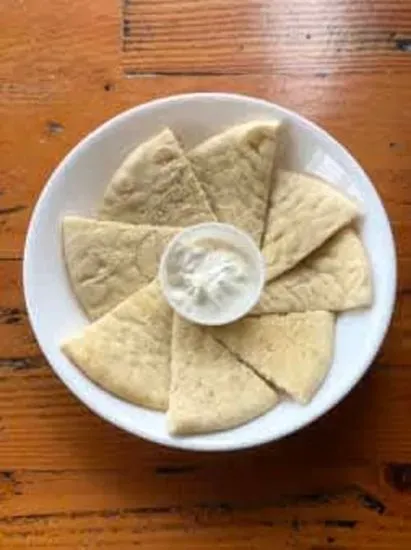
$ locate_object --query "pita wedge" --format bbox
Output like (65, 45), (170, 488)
(62, 216), (180, 319)
(99, 128), (215, 227)
(61, 281), (173, 410)
(212, 311), (335, 404)
(188, 120), (282, 244)
(254, 228), (372, 314)
(167, 316), (278, 435)
(262, 170), (360, 281)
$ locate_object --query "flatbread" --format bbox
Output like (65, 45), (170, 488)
(62, 216), (180, 319)
(254, 228), (372, 314)
(99, 128), (215, 226)
(262, 171), (360, 281)
(61, 280), (172, 410)
(188, 120), (282, 244)
(212, 311), (335, 404)
(167, 315), (278, 435)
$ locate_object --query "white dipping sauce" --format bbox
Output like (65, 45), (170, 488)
(166, 238), (255, 321)
(159, 222), (265, 326)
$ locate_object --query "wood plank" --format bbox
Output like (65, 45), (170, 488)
(0, 261), (38, 359)
(1, 364), (411, 470)
(2, 0), (411, 93)
(1, 458), (409, 520)
(379, 289), (411, 367)
(122, 0), (411, 74)
(2, 0), (411, 84)
(1, 498), (411, 549)
(0, 0), (120, 97)
(0, 464), (381, 518)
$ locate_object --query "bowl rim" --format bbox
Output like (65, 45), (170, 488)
(23, 92), (397, 452)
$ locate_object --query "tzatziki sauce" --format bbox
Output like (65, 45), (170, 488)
(159, 223), (265, 326)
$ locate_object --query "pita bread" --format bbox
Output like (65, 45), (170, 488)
(188, 120), (282, 244)
(212, 311), (335, 404)
(62, 216), (180, 319)
(167, 316), (278, 435)
(61, 281), (172, 410)
(254, 228), (372, 314)
(99, 128), (215, 226)
(262, 171), (360, 281)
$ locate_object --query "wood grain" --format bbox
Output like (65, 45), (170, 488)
(0, 361), (411, 470)
(122, 0), (411, 75)
(1, 0), (411, 547)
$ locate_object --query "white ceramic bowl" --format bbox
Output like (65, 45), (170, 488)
(23, 93), (396, 452)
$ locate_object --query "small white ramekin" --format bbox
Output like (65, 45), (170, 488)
(158, 222), (265, 326)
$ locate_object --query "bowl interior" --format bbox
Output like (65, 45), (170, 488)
(24, 93), (396, 451)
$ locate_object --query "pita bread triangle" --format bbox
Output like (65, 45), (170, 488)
(188, 120), (282, 244)
(99, 128), (215, 227)
(167, 315), (278, 435)
(211, 311), (335, 404)
(254, 228), (372, 314)
(62, 215), (180, 319)
(61, 280), (173, 410)
(262, 170), (360, 281)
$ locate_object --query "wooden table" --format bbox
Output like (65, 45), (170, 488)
(1, 0), (411, 547)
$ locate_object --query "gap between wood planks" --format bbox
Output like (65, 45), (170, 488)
(0, 482), (389, 522)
